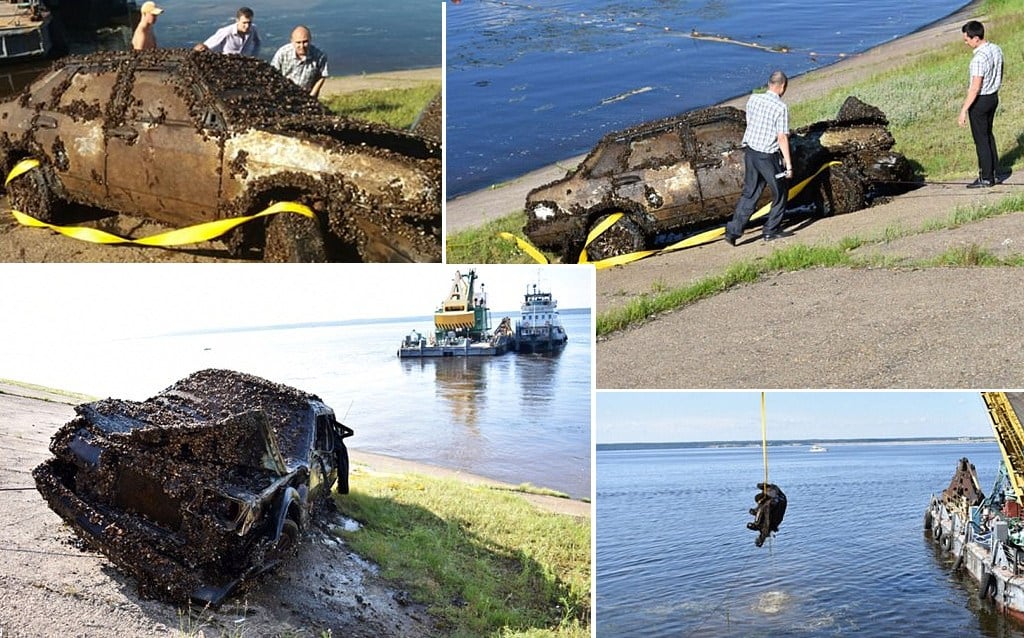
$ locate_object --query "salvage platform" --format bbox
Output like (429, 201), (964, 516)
(397, 269), (515, 358)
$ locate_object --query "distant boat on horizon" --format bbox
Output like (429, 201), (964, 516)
(809, 444), (828, 453)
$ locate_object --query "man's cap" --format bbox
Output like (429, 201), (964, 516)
(141, 1), (164, 14)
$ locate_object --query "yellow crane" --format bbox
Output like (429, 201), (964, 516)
(982, 392), (1024, 507)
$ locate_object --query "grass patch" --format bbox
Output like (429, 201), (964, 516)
(445, 211), (554, 264)
(0, 378), (95, 403)
(322, 83), (440, 130)
(788, 1), (1024, 182)
(335, 471), (590, 638)
(597, 195), (1024, 336)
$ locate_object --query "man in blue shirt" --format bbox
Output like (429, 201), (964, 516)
(195, 7), (260, 57)
(725, 70), (794, 244)
(271, 26), (329, 99)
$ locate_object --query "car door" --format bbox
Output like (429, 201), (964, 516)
(29, 64), (117, 206)
(620, 127), (701, 228)
(105, 69), (223, 226)
(692, 113), (770, 217)
(310, 412), (336, 496)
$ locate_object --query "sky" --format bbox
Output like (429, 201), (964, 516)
(596, 391), (996, 443)
(0, 263), (593, 341)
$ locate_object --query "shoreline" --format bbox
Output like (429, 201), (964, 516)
(0, 379), (588, 517)
(319, 66), (440, 97)
(445, 1), (984, 233)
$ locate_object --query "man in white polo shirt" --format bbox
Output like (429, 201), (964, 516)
(196, 7), (261, 57)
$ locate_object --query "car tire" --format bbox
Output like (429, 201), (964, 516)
(7, 162), (60, 224)
(266, 517), (300, 566)
(821, 164), (866, 217)
(581, 213), (646, 262)
(264, 211), (328, 263)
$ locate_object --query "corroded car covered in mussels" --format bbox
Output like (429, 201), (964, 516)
(0, 50), (441, 262)
(524, 96), (915, 261)
(32, 369), (353, 605)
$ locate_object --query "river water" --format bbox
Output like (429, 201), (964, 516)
(597, 441), (1024, 637)
(446, 0), (970, 198)
(0, 0), (441, 98)
(3, 310), (591, 499)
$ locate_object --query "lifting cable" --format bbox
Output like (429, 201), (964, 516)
(761, 391), (769, 502)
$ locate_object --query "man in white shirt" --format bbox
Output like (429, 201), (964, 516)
(958, 20), (1004, 188)
(195, 7), (261, 57)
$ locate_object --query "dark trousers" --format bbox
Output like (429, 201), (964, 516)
(726, 148), (787, 237)
(968, 92), (999, 181)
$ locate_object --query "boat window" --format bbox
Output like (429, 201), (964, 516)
(127, 70), (193, 125)
(55, 67), (118, 118)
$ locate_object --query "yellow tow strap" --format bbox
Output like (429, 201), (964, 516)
(497, 231), (549, 264)
(501, 160), (842, 268)
(5, 159), (315, 247)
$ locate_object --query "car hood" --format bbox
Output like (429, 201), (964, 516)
(269, 113), (441, 161)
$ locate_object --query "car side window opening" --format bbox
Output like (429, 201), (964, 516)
(626, 129), (683, 171)
(691, 117), (747, 161)
(127, 71), (193, 125)
(586, 142), (628, 178)
(315, 414), (334, 452)
(55, 68), (118, 118)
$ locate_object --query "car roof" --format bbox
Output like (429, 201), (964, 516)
(53, 49), (328, 126)
(73, 369), (327, 467)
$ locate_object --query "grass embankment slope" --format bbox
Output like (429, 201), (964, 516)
(319, 68), (440, 130)
(446, 0), (1024, 271)
(335, 467), (590, 638)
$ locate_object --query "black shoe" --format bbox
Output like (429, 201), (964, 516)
(763, 230), (794, 241)
(725, 234), (738, 246)
(967, 178), (994, 188)
(996, 171), (1010, 184)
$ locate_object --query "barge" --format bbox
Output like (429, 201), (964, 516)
(0, 1), (50, 60)
(514, 282), (568, 354)
(398, 269), (514, 358)
(925, 392), (1024, 622)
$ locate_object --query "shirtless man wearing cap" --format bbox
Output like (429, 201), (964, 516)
(132, 1), (164, 51)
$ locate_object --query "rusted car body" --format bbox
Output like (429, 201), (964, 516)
(524, 96), (915, 260)
(32, 369), (353, 605)
(0, 50), (441, 262)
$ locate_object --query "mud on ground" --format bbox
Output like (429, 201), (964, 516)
(0, 384), (434, 637)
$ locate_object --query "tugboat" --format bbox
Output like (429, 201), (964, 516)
(398, 269), (514, 358)
(514, 282), (568, 354)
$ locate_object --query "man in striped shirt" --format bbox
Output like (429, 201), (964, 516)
(959, 20), (1004, 188)
(725, 70), (794, 244)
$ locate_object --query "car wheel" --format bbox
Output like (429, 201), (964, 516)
(7, 162), (60, 224)
(582, 213), (646, 262)
(267, 517), (300, 565)
(264, 211), (328, 263)
(821, 165), (866, 217)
